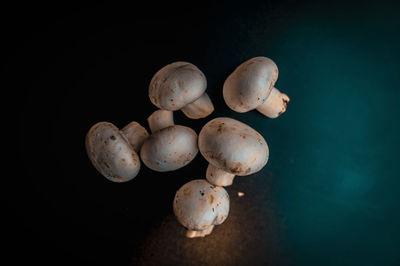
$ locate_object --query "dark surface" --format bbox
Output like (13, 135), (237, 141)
(8, 0), (400, 265)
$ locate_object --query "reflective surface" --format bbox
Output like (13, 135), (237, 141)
(11, 0), (400, 265)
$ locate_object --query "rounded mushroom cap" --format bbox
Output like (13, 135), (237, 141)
(173, 179), (230, 231)
(198, 117), (269, 176)
(140, 125), (198, 172)
(85, 122), (140, 182)
(149, 62), (207, 111)
(223, 56), (279, 112)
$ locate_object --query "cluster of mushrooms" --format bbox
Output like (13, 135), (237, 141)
(86, 57), (289, 238)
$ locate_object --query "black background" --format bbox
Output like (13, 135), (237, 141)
(7, 0), (400, 265)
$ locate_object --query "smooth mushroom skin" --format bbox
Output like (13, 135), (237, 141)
(140, 125), (198, 172)
(149, 62), (214, 119)
(85, 122), (141, 182)
(173, 179), (230, 238)
(206, 164), (235, 187)
(223, 56), (290, 118)
(198, 117), (269, 186)
(141, 110), (198, 172)
(121, 121), (149, 152)
(147, 109), (174, 134)
(181, 92), (214, 119)
(186, 225), (214, 238)
(256, 87), (290, 118)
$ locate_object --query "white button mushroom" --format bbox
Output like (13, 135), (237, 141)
(149, 62), (214, 119)
(173, 179), (230, 238)
(198, 117), (269, 186)
(85, 121), (149, 182)
(140, 110), (199, 172)
(223, 56), (290, 118)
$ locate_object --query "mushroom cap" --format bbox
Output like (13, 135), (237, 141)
(85, 122), (140, 182)
(198, 117), (269, 176)
(149, 62), (207, 111)
(140, 125), (198, 172)
(173, 179), (230, 231)
(223, 56), (279, 112)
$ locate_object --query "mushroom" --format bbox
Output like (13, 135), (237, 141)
(173, 179), (230, 238)
(149, 61), (214, 119)
(85, 121), (149, 182)
(198, 117), (269, 186)
(223, 56), (290, 118)
(140, 109), (198, 172)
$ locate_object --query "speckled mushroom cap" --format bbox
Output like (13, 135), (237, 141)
(140, 125), (198, 172)
(85, 122), (140, 182)
(223, 56), (279, 112)
(149, 62), (207, 111)
(173, 179), (230, 231)
(198, 117), (269, 176)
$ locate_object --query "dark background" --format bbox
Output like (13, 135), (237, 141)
(7, 0), (400, 265)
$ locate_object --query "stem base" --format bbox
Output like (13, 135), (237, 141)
(147, 110), (174, 133)
(186, 225), (215, 238)
(181, 93), (214, 119)
(206, 164), (235, 187)
(256, 87), (290, 118)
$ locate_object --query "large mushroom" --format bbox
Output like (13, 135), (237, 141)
(173, 179), (230, 238)
(223, 56), (290, 118)
(198, 117), (269, 186)
(85, 121), (149, 182)
(140, 110), (198, 172)
(149, 62), (214, 119)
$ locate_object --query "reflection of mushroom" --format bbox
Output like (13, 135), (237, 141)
(85, 121), (149, 182)
(198, 117), (269, 186)
(140, 110), (198, 172)
(149, 62), (214, 119)
(173, 179), (230, 238)
(223, 56), (290, 118)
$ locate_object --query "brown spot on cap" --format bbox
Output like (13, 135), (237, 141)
(245, 167), (251, 174)
(183, 187), (192, 197)
(208, 194), (214, 204)
(229, 162), (243, 174)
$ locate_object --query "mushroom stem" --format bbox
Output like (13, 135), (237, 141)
(256, 87), (290, 118)
(120, 122), (149, 152)
(147, 110), (174, 133)
(181, 93), (214, 119)
(206, 164), (235, 187)
(186, 225), (215, 238)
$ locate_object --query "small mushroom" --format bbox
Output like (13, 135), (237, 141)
(198, 117), (269, 186)
(223, 56), (290, 118)
(140, 110), (198, 172)
(85, 121), (149, 182)
(173, 179), (230, 238)
(149, 62), (214, 119)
